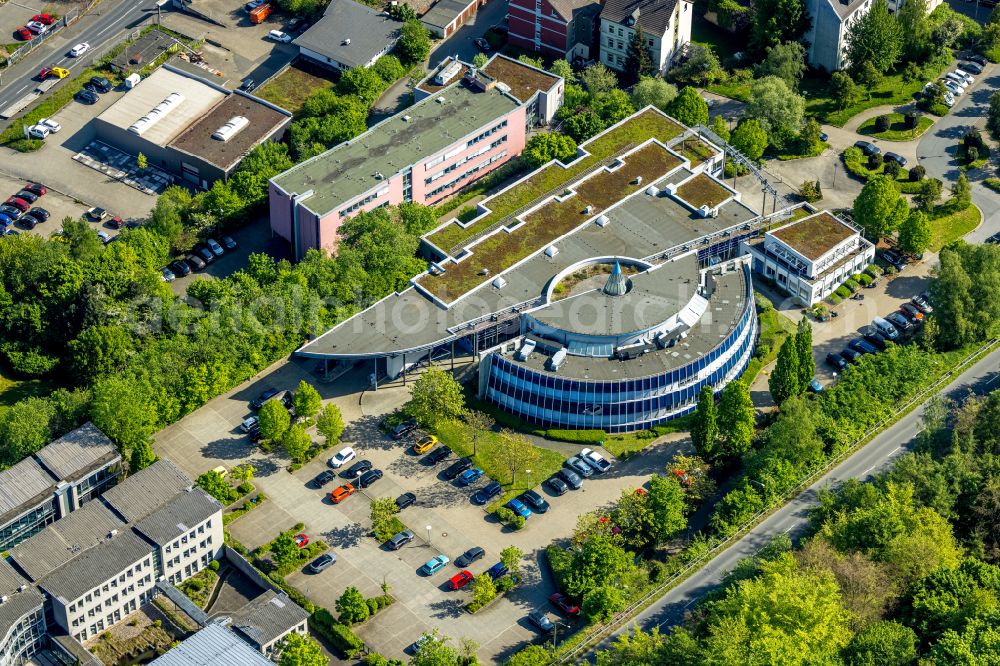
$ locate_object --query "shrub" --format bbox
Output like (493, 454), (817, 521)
(237, 481), (253, 495)
(543, 429), (606, 443)
(866, 263), (884, 277)
(858, 273), (873, 286)
(835, 285), (851, 298)
(874, 115), (890, 132)
(909, 165), (926, 181)
(209, 560), (220, 571)
(884, 161), (901, 179)
(844, 278), (860, 292)
(985, 177), (1000, 193)
(828, 293), (843, 305)
(966, 145), (979, 163)
(496, 506), (516, 524)
(799, 180), (823, 202)
(311, 609), (365, 658)
(905, 112), (918, 129)
(868, 153), (883, 169)
(755, 292), (774, 312)
(366, 598), (379, 615)
(496, 575), (517, 593)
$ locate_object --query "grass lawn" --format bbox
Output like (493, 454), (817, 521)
(434, 418), (565, 501)
(801, 71), (934, 128)
(706, 81), (751, 102)
(602, 416), (694, 458)
(0, 368), (58, 410)
(857, 113), (934, 141)
(928, 204), (981, 251)
(256, 63), (338, 115)
(757, 301), (798, 363)
(774, 140), (829, 161)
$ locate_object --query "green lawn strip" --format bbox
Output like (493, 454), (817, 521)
(691, 13), (741, 61)
(928, 204), (980, 251)
(802, 69), (939, 127)
(256, 66), (337, 115)
(773, 140), (828, 161)
(756, 303), (797, 360)
(984, 177), (1000, 193)
(857, 113), (934, 141)
(706, 81), (751, 103)
(433, 418), (565, 502)
(602, 415), (694, 458)
(0, 369), (59, 409)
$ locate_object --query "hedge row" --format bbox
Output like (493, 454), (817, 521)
(542, 429), (606, 444)
(311, 608), (366, 659)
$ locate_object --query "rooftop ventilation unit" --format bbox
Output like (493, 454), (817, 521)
(434, 60), (462, 85)
(343, 38), (351, 45)
(492, 276), (507, 289)
(633, 176), (643, 185)
(0, 595), (7, 605)
(547, 348), (567, 371)
(544, 245), (558, 257)
(211, 115), (249, 142)
(128, 92), (184, 135)
(436, 96), (446, 104)
(515, 339), (536, 361)
(403, 115), (412, 122)
(595, 214), (610, 227)
(645, 185), (658, 196)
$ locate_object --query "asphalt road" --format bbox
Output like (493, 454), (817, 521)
(428, 0), (508, 69)
(916, 61), (1000, 243)
(0, 0), (153, 114)
(597, 343), (1000, 651)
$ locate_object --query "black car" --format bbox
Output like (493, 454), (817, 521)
(520, 489), (549, 513)
(968, 54), (988, 66)
(239, 77), (257, 92)
(472, 481), (502, 504)
(529, 612), (554, 634)
(250, 387), (281, 410)
(825, 352), (848, 370)
(169, 259), (191, 277)
(390, 419), (418, 440)
(88, 76), (112, 93)
(75, 89), (99, 104)
(546, 476), (569, 495)
(854, 140), (880, 156)
(849, 338), (879, 355)
(425, 445), (452, 464)
(358, 468), (383, 488)
(15, 190), (37, 204)
(863, 330), (888, 351)
(18, 215), (37, 229)
(455, 546), (485, 567)
(395, 492), (416, 510)
(884, 152), (907, 167)
(886, 311), (913, 332)
(23, 183), (46, 197)
(312, 470), (336, 487)
(558, 468), (583, 489)
(343, 459), (373, 478)
(26, 207), (49, 223)
(474, 37), (490, 51)
(186, 254), (207, 271)
(248, 424), (262, 443)
(841, 348), (863, 364)
(443, 457), (473, 480)
(194, 244), (215, 264)
(878, 249), (907, 271)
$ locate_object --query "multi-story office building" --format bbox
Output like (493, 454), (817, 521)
(0, 560), (46, 666)
(599, 0), (693, 75)
(0, 423), (121, 553)
(269, 55), (563, 258)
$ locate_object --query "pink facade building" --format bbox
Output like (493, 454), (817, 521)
(270, 55), (563, 259)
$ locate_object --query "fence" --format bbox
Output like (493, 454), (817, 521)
(556, 336), (999, 663)
(3, 8), (81, 69)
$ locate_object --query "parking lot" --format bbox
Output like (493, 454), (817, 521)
(154, 357), (683, 662)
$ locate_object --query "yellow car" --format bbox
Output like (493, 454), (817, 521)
(51, 67), (69, 78)
(412, 435), (438, 454)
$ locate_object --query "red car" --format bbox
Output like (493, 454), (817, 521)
(448, 570), (474, 590)
(549, 592), (581, 617)
(109, 216), (124, 229)
(32, 14), (55, 25)
(293, 533), (309, 548)
(23, 183), (46, 197)
(17, 27), (33, 41)
(5, 197), (29, 212)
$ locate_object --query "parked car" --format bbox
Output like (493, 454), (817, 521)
(547, 475), (570, 495)
(472, 481), (503, 504)
(27, 125), (50, 139)
(186, 254), (207, 272)
(240, 416), (258, 432)
(878, 249), (906, 271)
(825, 352), (848, 370)
(328, 447), (356, 468)
(17, 214), (37, 229)
(945, 72), (969, 89)
(954, 68), (975, 85)
(841, 348), (863, 364)
(194, 244), (215, 264)
(886, 311), (914, 332)
(520, 489), (549, 513)
(808, 377), (824, 393)
(75, 89), (99, 104)
(395, 492), (416, 510)
(16, 28), (33, 41)
(455, 546), (485, 567)
(863, 330), (888, 351)
(943, 80), (964, 96)
(307, 553), (336, 573)
(26, 20), (48, 34)
(473, 37), (490, 51)
(160, 267), (175, 282)
(221, 235), (237, 250)
(529, 612), (554, 634)
(884, 152), (907, 167)
(32, 13), (55, 25)
(900, 302), (924, 322)
(358, 468), (383, 487)
(343, 459), (373, 478)
(412, 434), (438, 454)
(443, 457), (473, 480)
(330, 483), (356, 503)
(448, 570), (474, 590)
(0, 205), (22, 221)
(86, 76), (112, 93)
(5, 197), (29, 212)
(390, 418), (418, 440)
(506, 498), (532, 519)
(849, 338), (879, 355)
(293, 533), (309, 548)
(558, 468), (583, 489)
(458, 467), (484, 486)
(549, 592), (581, 617)
(169, 259), (191, 277)
(15, 190), (38, 204)
(911, 294), (933, 314)
(268, 29), (292, 42)
(204, 238), (224, 256)
(36, 120), (60, 136)
(872, 316), (901, 340)
(854, 140), (880, 156)
(486, 561), (509, 580)
(564, 455), (594, 478)
(23, 182), (47, 196)
(425, 445), (452, 464)
(387, 529), (415, 550)
(421, 554), (450, 575)
(410, 634), (439, 654)
(86, 206), (107, 221)
(312, 470), (336, 488)
(239, 77), (257, 92)
(250, 387), (281, 409)
(579, 448), (611, 473)
(69, 42), (90, 57)
(245, 0), (265, 10)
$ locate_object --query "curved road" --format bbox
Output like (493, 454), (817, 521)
(916, 64), (1000, 242)
(596, 344), (1000, 651)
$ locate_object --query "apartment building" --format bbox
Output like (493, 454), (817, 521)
(599, 0), (693, 74)
(507, 0), (602, 60)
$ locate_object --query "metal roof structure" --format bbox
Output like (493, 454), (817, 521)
(38, 529), (152, 603)
(150, 623), (273, 666)
(133, 489), (222, 547)
(0, 559), (44, 647)
(292, 0), (402, 69)
(227, 591), (309, 649)
(34, 422), (119, 483)
(101, 459), (192, 523)
(0, 457), (56, 526)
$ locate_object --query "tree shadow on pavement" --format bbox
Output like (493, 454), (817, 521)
(427, 597), (467, 620)
(321, 523), (368, 549)
(343, 414), (396, 451)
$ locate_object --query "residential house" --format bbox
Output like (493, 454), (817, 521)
(294, 0), (403, 71)
(507, 0), (602, 60)
(599, 0), (693, 74)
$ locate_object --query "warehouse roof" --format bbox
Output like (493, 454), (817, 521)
(101, 459), (192, 523)
(0, 559), (44, 646)
(151, 624), (273, 666)
(35, 422), (119, 483)
(421, 0), (475, 30)
(133, 489), (221, 547)
(293, 0), (402, 69)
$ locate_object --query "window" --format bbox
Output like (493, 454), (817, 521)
(608, 24), (614, 32)
(617, 40), (623, 49)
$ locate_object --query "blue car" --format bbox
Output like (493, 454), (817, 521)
(848, 338), (879, 355)
(808, 378), (824, 393)
(0, 214), (12, 228)
(420, 554), (449, 575)
(458, 467), (484, 486)
(486, 561), (509, 580)
(506, 498), (532, 519)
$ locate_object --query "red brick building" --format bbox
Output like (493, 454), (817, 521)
(507, 0), (603, 60)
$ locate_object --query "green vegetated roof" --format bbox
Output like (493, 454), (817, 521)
(769, 210), (857, 261)
(675, 173), (732, 210)
(425, 108), (685, 254)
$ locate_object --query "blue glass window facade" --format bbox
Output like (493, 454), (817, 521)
(484, 266), (757, 433)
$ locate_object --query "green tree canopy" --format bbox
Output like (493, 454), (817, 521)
(647, 474), (688, 542)
(898, 210), (933, 256)
(282, 424), (311, 463)
(259, 399), (291, 442)
(580, 63), (618, 95)
(846, 0), (904, 77)
(396, 19), (431, 64)
(631, 77), (678, 111)
(336, 586), (371, 624)
(405, 366), (465, 427)
(755, 41), (807, 90)
(565, 533), (634, 597)
(691, 385), (719, 458)
(293, 380), (321, 419)
(523, 133), (578, 167)
(842, 621), (918, 666)
(769, 335), (801, 405)
(316, 402), (345, 445)
(623, 24), (654, 85)
(667, 87), (709, 127)
(730, 118), (768, 161)
(718, 380), (756, 458)
(278, 632), (326, 666)
(582, 585), (626, 622)
(750, 0), (811, 53)
(831, 71), (864, 110)
(853, 175), (909, 240)
(795, 317), (815, 390)
(745, 76), (806, 148)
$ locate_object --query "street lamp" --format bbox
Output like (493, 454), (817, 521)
(425, 525), (433, 547)
(355, 470), (368, 499)
(552, 619), (569, 648)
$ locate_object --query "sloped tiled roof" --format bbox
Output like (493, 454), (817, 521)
(600, 0), (679, 36)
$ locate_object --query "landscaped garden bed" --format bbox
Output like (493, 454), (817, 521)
(858, 112), (934, 141)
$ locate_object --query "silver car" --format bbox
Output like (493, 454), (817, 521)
(207, 238), (224, 256)
(307, 553), (336, 573)
(564, 455), (594, 478)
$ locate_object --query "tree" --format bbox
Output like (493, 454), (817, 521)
(593, 89), (636, 125)
(91, 376), (157, 459)
(730, 118), (768, 161)
(397, 19), (430, 64)
(800, 117), (822, 149)
(336, 586), (370, 624)
(853, 175), (909, 240)
(582, 586), (626, 623)
(914, 177), (942, 212)
(471, 572), (497, 607)
(388, 2), (416, 20)
(755, 42), (807, 90)
(561, 109), (606, 142)
(523, 133), (578, 167)
(337, 67), (387, 106)
(68, 324), (133, 383)
(136, 152), (148, 171)
(316, 402), (345, 445)
(623, 24), (654, 85)
(293, 380), (321, 419)
(464, 409), (494, 456)
(746, 76), (805, 148)
(831, 71), (864, 110)
(750, 0), (811, 53)
(282, 424), (311, 463)
(405, 366), (465, 427)
(647, 474), (687, 542)
(259, 399), (291, 442)
(842, 621), (918, 666)
(130, 440), (157, 471)
(672, 44), (722, 86)
(0, 398), (53, 464)
(769, 336), (800, 405)
(710, 114), (730, 143)
(856, 60), (883, 89)
(232, 463), (255, 484)
(631, 77), (677, 111)
(473, 52), (488, 68)
(930, 246), (975, 349)
(565, 533), (633, 597)
(989, 90), (1000, 137)
(846, 0), (903, 77)
(898, 210), (932, 256)
(271, 533), (299, 567)
(370, 496), (401, 541)
(518, 54), (544, 68)
(718, 380), (755, 457)
(501, 545), (524, 574)
(952, 173), (971, 208)
(595, 627), (667, 666)
(795, 317), (815, 389)
(278, 633), (326, 666)
(928, 614), (1000, 665)
(612, 487), (657, 548)
(667, 87), (709, 128)
(898, 0), (931, 62)
(507, 645), (553, 666)
(580, 63), (617, 95)
(495, 429), (540, 486)
(410, 631), (462, 666)
(691, 385), (719, 458)
(549, 58), (575, 83)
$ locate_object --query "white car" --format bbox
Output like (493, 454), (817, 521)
(944, 92), (956, 107)
(954, 69), (974, 85)
(69, 42), (89, 57)
(579, 447), (611, 473)
(27, 124), (50, 139)
(943, 73), (967, 90)
(268, 30), (292, 43)
(943, 80), (964, 97)
(328, 446), (356, 469)
(26, 21), (47, 34)
(241, 416), (259, 432)
(38, 118), (61, 133)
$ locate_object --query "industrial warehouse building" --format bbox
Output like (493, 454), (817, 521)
(92, 65), (292, 189)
